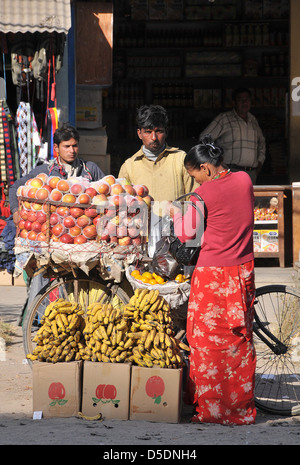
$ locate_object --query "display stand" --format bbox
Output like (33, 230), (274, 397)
(254, 185), (286, 267)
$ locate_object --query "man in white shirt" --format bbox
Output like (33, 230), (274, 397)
(199, 88), (266, 184)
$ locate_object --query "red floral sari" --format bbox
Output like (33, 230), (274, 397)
(185, 261), (256, 425)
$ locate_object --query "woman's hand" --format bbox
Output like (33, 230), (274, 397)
(13, 211), (20, 227)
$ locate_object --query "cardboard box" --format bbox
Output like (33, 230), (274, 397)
(261, 230), (279, 252)
(79, 128), (108, 155)
(80, 153), (111, 175)
(76, 88), (103, 129)
(81, 362), (131, 420)
(32, 361), (82, 418)
(129, 366), (183, 423)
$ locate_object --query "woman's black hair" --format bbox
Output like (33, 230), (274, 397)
(184, 135), (224, 170)
(53, 122), (80, 145)
(136, 105), (168, 130)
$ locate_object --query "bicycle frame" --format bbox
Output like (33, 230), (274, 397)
(253, 309), (288, 355)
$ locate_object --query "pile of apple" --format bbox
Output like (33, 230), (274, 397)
(16, 172), (152, 247)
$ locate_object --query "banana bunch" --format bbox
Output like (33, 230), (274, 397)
(81, 289), (188, 368)
(124, 288), (188, 369)
(26, 298), (85, 363)
(81, 301), (127, 362)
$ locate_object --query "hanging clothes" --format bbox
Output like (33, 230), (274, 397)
(15, 101), (41, 176)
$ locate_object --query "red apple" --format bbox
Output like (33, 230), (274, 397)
(62, 194), (76, 204)
(74, 235), (87, 244)
(27, 187), (38, 199)
(82, 224), (97, 239)
(77, 215), (91, 228)
(36, 232), (47, 242)
(99, 230), (110, 241)
(52, 224), (66, 237)
(57, 179), (70, 192)
(28, 230), (37, 240)
(36, 188), (49, 200)
(36, 211), (47, 224)
(23, 200), (32, 210)
(124, 184), (136, 196)
(118, 236), (132, 246)
(93, 215), (101, 227)
(69, 207), (84, 218)
(110, 183), (125, 195)
(50, 189), (63, 202)
(49, 213), (60, 225)
(48, 176), (61, 189)
(31, 202), (43, 211)
(41, 223), (49, 234)
(134, 185), (146, 197)
(84, 207), (98, 218)
(18, 219), (26, 230)
(95, 181), (110, 195)
(56, 206), (70, 218)
(20, 209), (29, 220)
(36, 173), (49, 183)
(70, 183), (85, 195)
(28, 177), (44, 188)
(103, 175), (116, 186)
(63, 216), (76, 229)
(24, 220), (32, 231)
(27, 211), (37, 222)
(142, 194), (154, 208)
(109, 195), (126, 207)
(60, 233), (74, 244)
(85, 187), (97, 198)
(69, 226), (82, 237)
(31, 221), (42, 233)
(20, 229), (28, 239)
(77, 193), (91, 205)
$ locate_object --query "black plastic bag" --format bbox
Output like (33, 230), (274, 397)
(151, 235), (180, 280)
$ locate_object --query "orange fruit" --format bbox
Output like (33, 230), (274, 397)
(149, 279), (157, 285)
(131, 270), (141, 278)
(142, 271), (152, 280)
(175, 274), (184, 283)
(153, 273), (165, 284)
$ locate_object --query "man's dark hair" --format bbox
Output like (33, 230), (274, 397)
(136, 105), (169, 130)
(232, 87), (252, 101)
(53, 123), (80, 145)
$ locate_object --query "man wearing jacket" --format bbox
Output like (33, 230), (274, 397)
(9, 123), (105, 225)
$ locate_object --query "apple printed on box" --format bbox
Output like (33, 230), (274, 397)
(145, 376), (165, 405)
(92, 384), (120, 407)
(48, 382), (68, 407)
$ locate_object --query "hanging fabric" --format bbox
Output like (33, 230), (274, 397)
(16, 101), (41, 176)
(0, 104), (6, 184)
(1, 103), (15, 185)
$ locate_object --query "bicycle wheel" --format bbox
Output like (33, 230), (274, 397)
(253, 284), (300, 416)
(23, 275), (130, 365)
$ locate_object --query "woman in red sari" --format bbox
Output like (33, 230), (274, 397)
(167, 136), (256, 425)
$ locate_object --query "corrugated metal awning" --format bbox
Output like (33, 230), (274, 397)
(0, 0), (72, 34)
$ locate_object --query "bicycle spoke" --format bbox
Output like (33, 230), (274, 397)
(254, 285), (300, 415)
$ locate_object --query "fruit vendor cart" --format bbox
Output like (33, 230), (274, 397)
(16, 174), (190, 370)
